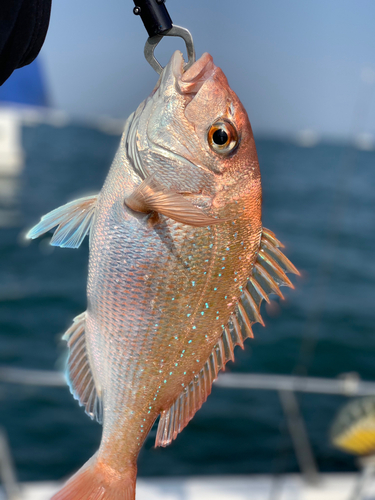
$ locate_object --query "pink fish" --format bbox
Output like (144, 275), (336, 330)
(28, 51), (298, 500)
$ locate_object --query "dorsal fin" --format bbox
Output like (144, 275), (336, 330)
(63, 312), (103, 424)
(155, 227), (299, 447)
(27, 195), (98, 248)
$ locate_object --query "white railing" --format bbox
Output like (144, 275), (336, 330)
(215, 372), (371, 396)
(0, 367), (373, 500)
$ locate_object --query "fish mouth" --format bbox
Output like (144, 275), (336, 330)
(133, 52), (219, 189)
(142, 51), (219, 179)
(170, 51), (216, 96)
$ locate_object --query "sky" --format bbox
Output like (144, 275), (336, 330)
(37, 0), (375, 139)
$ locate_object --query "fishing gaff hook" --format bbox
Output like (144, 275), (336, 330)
(133, 0), (196, 75)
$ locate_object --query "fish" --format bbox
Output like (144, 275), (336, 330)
(27, 50), (299, 500)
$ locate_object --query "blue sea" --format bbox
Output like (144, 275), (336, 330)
(0, 122), (374, 482)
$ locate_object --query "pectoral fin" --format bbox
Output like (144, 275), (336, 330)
(125, 177), (226, 227)
(27, 195), (98, 248)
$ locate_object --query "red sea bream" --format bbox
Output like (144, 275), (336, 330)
(28, 51), (299, 500)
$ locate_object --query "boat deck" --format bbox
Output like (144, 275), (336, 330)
(4, 473), (374, 500)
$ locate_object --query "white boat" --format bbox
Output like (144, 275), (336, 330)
(0, 473), (373, 500)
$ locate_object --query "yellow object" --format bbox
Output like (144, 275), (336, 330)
(332, 397), (375, 455)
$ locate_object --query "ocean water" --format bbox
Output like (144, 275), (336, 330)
(0, 123), (374, 482)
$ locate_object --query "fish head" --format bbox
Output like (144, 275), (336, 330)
(134, 50), (261, 216)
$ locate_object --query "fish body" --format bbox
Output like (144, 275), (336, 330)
(28, 51), (297, 500)
(88, 50), (261, 463)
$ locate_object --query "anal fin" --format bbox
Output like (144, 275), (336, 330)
(27, 195), (98, 248)
(156, 227), (299, 447)
(63, 312), (102, 424)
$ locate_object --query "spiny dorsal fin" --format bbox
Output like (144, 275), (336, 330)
(27, 195), (98, 248)
(63, 312), (103, 424)
(155, 227), (299, 447)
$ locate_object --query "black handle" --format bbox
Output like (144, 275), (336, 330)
(133, 0), (173, 37)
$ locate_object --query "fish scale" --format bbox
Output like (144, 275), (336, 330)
(27, 51), (298, 499)
(87, 148), (260, 464)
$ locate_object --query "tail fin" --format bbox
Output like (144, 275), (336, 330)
(52, 455), (136, 500)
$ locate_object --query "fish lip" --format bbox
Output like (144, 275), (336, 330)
(166, 51), (216, 95)
(170, 50), (185, 80)
(173, 52), (216, 96)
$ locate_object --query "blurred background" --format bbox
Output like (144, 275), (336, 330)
(0, 0), (375, 499)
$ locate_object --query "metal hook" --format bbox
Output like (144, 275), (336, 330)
(144, 25), (196, 75)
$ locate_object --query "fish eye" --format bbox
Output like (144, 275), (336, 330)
(208, 120), (239, 154)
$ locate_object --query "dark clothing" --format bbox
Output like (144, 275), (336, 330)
(0, 0), (52, 85)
